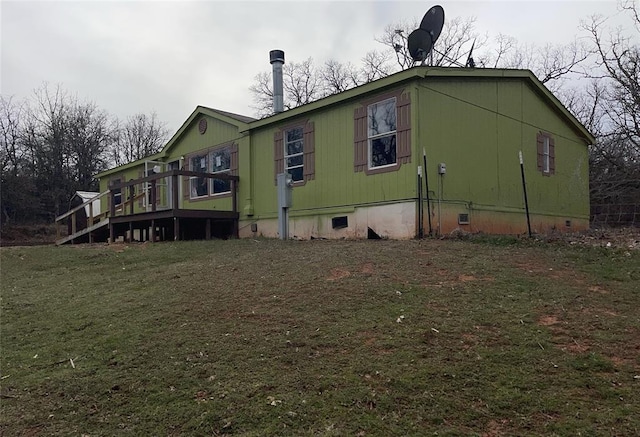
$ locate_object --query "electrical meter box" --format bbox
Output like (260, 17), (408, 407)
(438, 163), (447, 175)
(277, 173), (293, 208)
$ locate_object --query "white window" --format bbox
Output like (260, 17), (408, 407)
(285, 127), (304, 182)
(190, 154), (208, 198)
(368, 97), (397, 169)
(112, 178), (122, 206)
(210, 148), (231, 194)
(542, 136), (550, 173)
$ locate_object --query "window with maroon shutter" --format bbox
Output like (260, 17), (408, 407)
(536, 131), (555, 176)
(138, 170), (144, 207)
(210, 144), (233, 194)
(354, 106), (368, 172)
(353, 89), (411, 175)
(274, 121), (315, 185)
(110, 177), (122, 206)
(396, 92), (411, 164)
(302, 121), (315, 181)
(182, 158), (190, 200)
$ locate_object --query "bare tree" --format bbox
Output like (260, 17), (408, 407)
(377, 16), (486, 69)
(580, 1), (640, 213)
(0, 95), (39, 224)
(320, 59), (360, 94)
(250, 59), (325, 117)
(284, 58), (325, 108)
(67, 101), (113, 189)
(250, 51), (394, 117)
(249, 71), (275, 118)
(0, 96), (24, 177)
(111, 112), (170, 166)
(360, 50), (395, 82)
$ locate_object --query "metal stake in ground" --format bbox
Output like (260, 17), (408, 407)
(423, 148), (433, 236)
(519, 151), (532, 238)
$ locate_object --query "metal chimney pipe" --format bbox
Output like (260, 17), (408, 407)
(269, 49), (285, 114)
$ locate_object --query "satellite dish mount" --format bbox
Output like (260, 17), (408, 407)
(407, 5), (445, 66)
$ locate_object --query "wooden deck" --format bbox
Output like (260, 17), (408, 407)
(55, 170), (239, 245)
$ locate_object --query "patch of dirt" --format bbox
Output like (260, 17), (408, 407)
(0, 224), (58, 247)
(360, 263), (375, 274)
(482, 418), (510, 437)
(327, 268), (351, 281)
(541, 227), (640, 251)
(538, 315), (560, 326)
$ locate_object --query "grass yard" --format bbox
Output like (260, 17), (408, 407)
(1, 237), (639, 436)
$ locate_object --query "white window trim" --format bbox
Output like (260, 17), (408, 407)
(284, 127), (304, 182)
(542, 136), (550, 174)
(367, 97), (397, 170)
(209, 148), (232, 195)
(190, 154), (209, 199)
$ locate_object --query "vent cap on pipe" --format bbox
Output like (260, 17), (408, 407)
(270, 50), (285, 64)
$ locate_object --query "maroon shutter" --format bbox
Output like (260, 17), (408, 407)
(183, 158), (190, 199)
(548, 136), (555, 175)
(274, 130), (284, 185)
(303, 121), (315, 181)
(230, 142), (239, 176)
(354, 106), (368, 172)
(396, 92), (411, 164)
(536, 132), (544, 172)
(138, 170), (144, 207)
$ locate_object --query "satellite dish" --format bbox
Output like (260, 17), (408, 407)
(406, 5), (445, 65)
(419, 5), (445, 45)
(408, 29), (432, 62)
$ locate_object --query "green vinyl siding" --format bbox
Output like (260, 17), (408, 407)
(164, 115), (240, 160)
(249, 90), (417, 218)
(418, 77), (588, 221)
(96, 68), (591, 236)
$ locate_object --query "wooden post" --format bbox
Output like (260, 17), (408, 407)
(88, 202), (94, 226)
(232, 179), (237, 213)
(87, 201), (93, 244)
(129, 185), (135, 215)
(109, 188), (116, 218)
(172, 174), (179, 210)
(174, 217), (179, 241)
(151, 219), (156, 242)
(151, 179), (157, 212)
(71, 213), (77, 244)
(206, 219), (211, 240)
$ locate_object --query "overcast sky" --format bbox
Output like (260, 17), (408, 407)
(1, 0), (630, 136)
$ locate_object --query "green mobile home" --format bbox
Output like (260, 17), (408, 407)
(85, 67), (593, 243)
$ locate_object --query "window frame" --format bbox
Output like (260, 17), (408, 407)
(209, 146), (232, 195)
(284, 126), (305, 183)
(273, 120), (315, 186)
(353, 89), (411, 176)
(184, 142), (238, 202)
(542, 136), (550, 174)
(111, 177), (122, 206)
(367, 97), (398, 170)
(189, 153), (209, 199)
(536, 131), (555, 176)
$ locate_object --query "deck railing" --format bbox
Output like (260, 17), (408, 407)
(107, 169), (239, 217)
(56, 170), (239, 244)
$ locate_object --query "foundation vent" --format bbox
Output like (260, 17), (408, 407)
(332, 216), (348, 229)
(458, 213), (470, 225)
